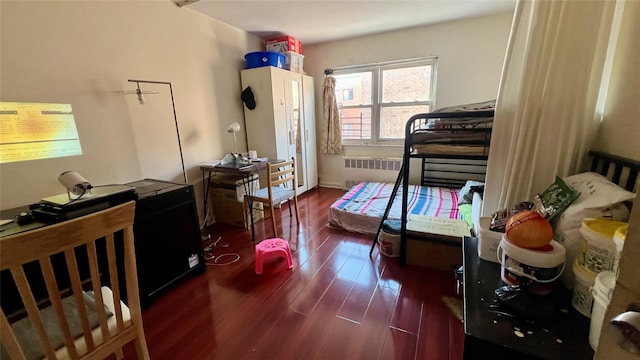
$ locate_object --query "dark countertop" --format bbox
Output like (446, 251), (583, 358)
(462, 236), (594, 359)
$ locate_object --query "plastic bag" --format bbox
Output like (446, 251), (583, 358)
(494, 284), (556, 322)
(534, 176), (580, 220)
(489, 201), (535, 232)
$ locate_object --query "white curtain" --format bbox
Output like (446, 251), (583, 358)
(320, 75), (342, 154)
(482, 0), (619, 215)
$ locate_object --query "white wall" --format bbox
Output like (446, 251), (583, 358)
(595, 1), (640, 161)
(0, 1), (262, 214)
(594, 1), (640, 358)
(303, 11), (514, 188)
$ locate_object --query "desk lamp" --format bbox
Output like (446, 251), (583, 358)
(222, 122), (247, 164)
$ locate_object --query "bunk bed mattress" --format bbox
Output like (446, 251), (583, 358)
(410, 100), (495, 156)
(328, 181), (461, 235)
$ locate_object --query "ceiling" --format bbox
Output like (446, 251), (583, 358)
(177, 0), (516, 45)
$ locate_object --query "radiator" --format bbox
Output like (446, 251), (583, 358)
(343, 157), (402, 189)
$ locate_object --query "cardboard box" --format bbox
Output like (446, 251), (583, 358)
(283, 51), (304, 73)
(210, 172), (259, 202)
(406, 237), (462, 271)
(211, 187), (263, 228)
(266, 36), (302, 54)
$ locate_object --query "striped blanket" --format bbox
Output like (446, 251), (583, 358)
(328, 181), (461, 235)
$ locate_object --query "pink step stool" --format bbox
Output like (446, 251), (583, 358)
(255, 238), (293, 274)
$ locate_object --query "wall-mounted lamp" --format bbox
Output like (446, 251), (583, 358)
(119, 82), (159, 105)
(120, 79), (188, 183)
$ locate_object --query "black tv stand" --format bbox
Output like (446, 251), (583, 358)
(0, 179), (205, 313)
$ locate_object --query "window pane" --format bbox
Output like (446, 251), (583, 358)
(340, 107), (371, 140)
(380, 105), (430, 139)
(381, 66), (432, 103)
(334, 72), (372, 106)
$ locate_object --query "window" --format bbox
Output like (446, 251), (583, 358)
(342, 89), (354, 101)
(333, 58), (436, 144)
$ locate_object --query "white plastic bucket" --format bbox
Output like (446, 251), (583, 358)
(580, 219), (627, 273)
(613, 224), (628, 275)
(497, 236), (566, 295)
(477, 217), (503, 263)
(571, 258), (596, 317)
(378, 229), (400, 257)
(589, 270), (616, 350)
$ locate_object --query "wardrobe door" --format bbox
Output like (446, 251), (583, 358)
(241, 67), (280, 160)
(302, 75), (317, 190)
(284, 73), (307, 193)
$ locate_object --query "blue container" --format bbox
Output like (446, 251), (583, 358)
(245, 51), (285, 69)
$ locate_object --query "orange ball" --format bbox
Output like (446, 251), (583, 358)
(505, 210), (554, 248)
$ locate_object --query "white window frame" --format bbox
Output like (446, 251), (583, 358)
(333, 57), (437, 145)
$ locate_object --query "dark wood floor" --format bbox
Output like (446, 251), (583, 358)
(135, 187), (464, 360)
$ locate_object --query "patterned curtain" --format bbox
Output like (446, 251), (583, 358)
(320, 75), (342, 154)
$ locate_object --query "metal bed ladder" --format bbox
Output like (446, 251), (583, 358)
(369, 160), (405, 256)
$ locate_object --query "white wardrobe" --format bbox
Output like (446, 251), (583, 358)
(240, 66), (318, 195)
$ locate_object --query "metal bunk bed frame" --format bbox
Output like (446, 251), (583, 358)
(369, 109), (495, 265)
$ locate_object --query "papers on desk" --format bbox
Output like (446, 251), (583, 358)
(406, 214), (471, 237)
(215, 162), (255, 170)
(199, 160), (221, 171)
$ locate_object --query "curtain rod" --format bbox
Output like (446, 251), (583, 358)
(325, 57), (439, 75)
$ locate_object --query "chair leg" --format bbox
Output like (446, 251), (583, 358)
(270, 203), (278, 238)
(243, 195), (248, 228)
(243, 195), (254, 230)
(293, 194), (300, 224)
(134, 333), (150, 360)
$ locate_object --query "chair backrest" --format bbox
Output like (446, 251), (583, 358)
(267, 157), (297, 192)
(0, 201), (149, 359)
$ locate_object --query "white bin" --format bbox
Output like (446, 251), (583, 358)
(589, 270), (616, 350)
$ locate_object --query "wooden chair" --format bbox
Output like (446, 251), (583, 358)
(244, 157), (300, 239)
(0, 201), (149, 359)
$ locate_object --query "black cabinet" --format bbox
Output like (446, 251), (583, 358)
(126, 179), (206, 306)
(0, 180), (205, 314)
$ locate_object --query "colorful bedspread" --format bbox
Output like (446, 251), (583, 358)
(328, 181), (461, 235)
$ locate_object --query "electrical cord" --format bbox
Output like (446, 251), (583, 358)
(60, 187), (90, 206)
(201, 234), (240, 266)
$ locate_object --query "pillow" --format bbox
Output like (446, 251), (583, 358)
(458, 180), (484, 206)
(562, 172), (635, 208)
(458, 204), (474, 229)
(555, 172), (635, 232)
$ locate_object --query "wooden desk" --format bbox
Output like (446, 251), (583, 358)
(462, 236), (594, 359)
